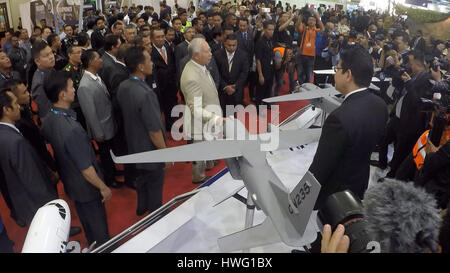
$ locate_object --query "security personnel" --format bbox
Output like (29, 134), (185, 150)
(63, 45), (85, 129)
(273, 44), (293, 97)
(255, 21), (275, 108)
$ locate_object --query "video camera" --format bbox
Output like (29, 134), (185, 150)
(317, 190), (378, 253)
(298, 5), (313, 24)
(421, 88), (450, 146)
(383, 41), (397, 52)
(432, 58), (449, 72)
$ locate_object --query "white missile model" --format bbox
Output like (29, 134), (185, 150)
(22, 199), (71, 253)
(110, 117), (322, 252)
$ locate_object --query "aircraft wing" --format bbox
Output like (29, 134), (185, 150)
(263, 86), (339, 103)
(275, 128), (322, 151)
(110, 140), (246, 164)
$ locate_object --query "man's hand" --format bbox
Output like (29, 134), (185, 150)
(100, 186), (112, 203)
(321, 224), (350, 253)
(401, 72), (411, 82)
(259, 74), (265, 85)
(430, 66), (442, 82)
(426, 139), (440, 154)
(225, 85), (235, 95)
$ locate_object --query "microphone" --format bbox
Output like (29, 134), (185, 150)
(362, 179), (441, 253)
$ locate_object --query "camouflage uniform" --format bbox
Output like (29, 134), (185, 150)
(63, 62), (86, 129)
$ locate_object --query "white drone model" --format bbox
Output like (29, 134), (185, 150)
(111, 116), (323, 252)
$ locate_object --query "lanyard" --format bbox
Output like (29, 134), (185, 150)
(50, 108), (76, 121)
(130, 75), (146, 82)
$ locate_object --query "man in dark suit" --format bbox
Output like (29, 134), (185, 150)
(91, 17), (107, 51)
(214, 34), (249, 113)
(175, 27), (195, 82)
(98, 34), (122, 96)
(209, 28), (224, 54)
(387, 50), (433, 178)
(202, 13), (216, 43)
(151, 28), (178, 132)
(164, 27), (176, 55)
(172, 17), (184, 46)
(159, 10), (171, 31)
(309, 47), (388, 210)
(411, 30), (426, 54)
(236, 18), (255, 101)
(0, 90), (57, 226)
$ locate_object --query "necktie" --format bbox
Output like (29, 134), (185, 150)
(243, 32), (247, 40)
(228, 55), (233, 72)
(161, 48), (167, 64)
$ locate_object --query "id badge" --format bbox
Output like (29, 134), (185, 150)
(152, 83), (157, 89)
(306, 43), (311, 47)
(270, 60), (273, 65)
(293, 41), (298, 45)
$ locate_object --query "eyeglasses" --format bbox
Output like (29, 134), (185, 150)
(333, 66), (344, 72)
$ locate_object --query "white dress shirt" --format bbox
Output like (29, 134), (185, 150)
(343, 87), (367, 101)
(0, 122), (21, 134)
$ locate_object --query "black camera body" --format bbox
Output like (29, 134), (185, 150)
(318, 190), (377, 253)
(299, 5), (313, 24)
(421, 95), (450, 146)
(432, 58), (449, 71)
(383, 41), (397, 52)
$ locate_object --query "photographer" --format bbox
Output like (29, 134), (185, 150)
(387, 50), (434, 178)
(321, 35), (341, 67)
(295, 7), (324, 85)
(314, 22), (337, 85)
(371, 34), (385, 67)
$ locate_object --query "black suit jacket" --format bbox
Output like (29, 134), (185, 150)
(398, 71), (433, 138)
(173, 32), (184, 46)
(309, 90), (388, 209)
(91, 29), (105, 51)
(411, 37), (426, 53)
(209, 40), (223, 54)
(151, 44), (178, 104)
(213, 48), (249, 96)
(165, 40), (175, 55)
(160, 20), (170, 30)
(98, 52), (116, 93)
(16, 107), (56, 172)
(175, 41), (189, 79)
(0, 124), (57, 223)
(235, 30), (255, 68)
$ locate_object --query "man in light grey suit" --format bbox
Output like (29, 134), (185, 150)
(78, 49), (121, 188)
(180, 38), (225, 183)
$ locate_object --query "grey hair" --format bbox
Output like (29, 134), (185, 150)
(188, 37), (205, 59)
(362, 179), (441, 253)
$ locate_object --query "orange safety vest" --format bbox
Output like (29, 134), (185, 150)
(273, 47), (286, 58)
(413, 120), (450, 170)
(412, 130), (429, 170)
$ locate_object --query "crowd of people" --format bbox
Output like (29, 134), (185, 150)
(0, 0), (449, 253)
